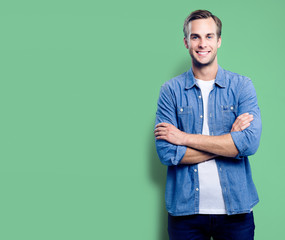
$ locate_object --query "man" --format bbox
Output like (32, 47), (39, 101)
(154, 10), (261, 240)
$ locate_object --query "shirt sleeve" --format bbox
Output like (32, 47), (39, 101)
(155, 84), (187, 166)
(230, 78), (262, 159)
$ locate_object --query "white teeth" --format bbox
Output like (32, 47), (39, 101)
(198, 52), (208, 55)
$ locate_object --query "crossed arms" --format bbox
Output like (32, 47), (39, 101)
(154, 113), (253, 164)
(155, 79), (262, 166)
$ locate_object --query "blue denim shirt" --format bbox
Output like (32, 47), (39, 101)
(155, 65), (262, 216)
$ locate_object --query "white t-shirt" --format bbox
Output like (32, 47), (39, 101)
(196, 79), (226, 214)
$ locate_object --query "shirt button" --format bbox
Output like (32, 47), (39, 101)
(230, 106), (234, 110)
(196, 188), (199, 191)
(180, 108), (183, 112)
(198, 95), (202, 99)
(194, 169), (197, 172)
(200, 115), (203, 118)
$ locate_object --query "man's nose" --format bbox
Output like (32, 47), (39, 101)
(198, 38), (207, 48)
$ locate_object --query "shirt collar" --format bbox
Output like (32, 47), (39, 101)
(185, 65), (226, 89)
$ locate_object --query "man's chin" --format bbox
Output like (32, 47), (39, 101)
(191, 57), (216, 68)
(193, 60), (211, 67)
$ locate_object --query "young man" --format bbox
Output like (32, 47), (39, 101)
(154, 10), (262, 240)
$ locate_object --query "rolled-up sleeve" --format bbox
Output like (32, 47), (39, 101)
(155, 85), (187, 166)
(230, 78), (262, 158)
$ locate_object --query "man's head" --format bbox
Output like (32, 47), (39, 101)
(183, 10), (222, 41)
(183, 10), (222, 68)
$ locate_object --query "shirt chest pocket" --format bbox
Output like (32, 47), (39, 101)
(177, 106), (193, 133)
(221, 105), (238, 132)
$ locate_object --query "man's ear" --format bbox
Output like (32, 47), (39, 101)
(218, 36), (222, 48)
(183, 37), (189, 49)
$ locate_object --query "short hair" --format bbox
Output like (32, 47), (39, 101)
(183, 10), (222, 39)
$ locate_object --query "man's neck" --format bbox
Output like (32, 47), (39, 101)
(192, 62), (219, 81)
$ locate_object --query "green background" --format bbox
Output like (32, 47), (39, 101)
(0, 0), (283, 239)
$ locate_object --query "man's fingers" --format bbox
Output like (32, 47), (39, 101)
(237, 114), (253, 121)
(154, 126), (169, 135)
(235, 115), (254, 126)
(154, 130), (167, 136)
(237, 118), (253, 127)
(154, 125), (170, 137)
(155, 135), (166, 140)
(155, 122), (169, 128)
(237, 112), (249, 119)
(231, 113), (254, 132)
(240, 123), (250, 131)
(240, 116), (254, 126)
(154, 126), (165, 132)
(237, 114), (252, 124)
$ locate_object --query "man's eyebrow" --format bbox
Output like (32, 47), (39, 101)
(190, 33), (216, 37)
(189, 33), (200, 38)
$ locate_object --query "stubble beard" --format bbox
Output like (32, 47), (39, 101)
(190, 51), (217, 68)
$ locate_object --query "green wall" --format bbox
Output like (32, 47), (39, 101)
(0, 0), (283, 239)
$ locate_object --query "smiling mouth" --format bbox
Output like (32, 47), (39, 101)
(197, 51), (210, 55)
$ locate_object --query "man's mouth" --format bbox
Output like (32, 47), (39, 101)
(197, 51), (210, 55)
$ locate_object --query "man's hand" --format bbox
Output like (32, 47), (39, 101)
(231, 113), (253, 132)
(154, 123), (187, 145)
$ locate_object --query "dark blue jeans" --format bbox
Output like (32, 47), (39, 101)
(168, 212), (255, 240)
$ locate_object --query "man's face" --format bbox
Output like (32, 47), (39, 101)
(184, 18), (221, 67)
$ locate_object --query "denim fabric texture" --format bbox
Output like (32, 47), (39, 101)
(155, 65), (262, 216)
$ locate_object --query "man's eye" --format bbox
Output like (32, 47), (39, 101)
(191, 36), (198, 39)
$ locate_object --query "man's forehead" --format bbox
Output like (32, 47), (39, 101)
(188, 18), (217, 35)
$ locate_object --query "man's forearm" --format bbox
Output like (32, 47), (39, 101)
(155, 113), (253, 162)
(183, 133), (238, 158)
(180, 147), (218, 164)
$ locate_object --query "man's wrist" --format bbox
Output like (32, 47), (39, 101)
(181, 132), (192, 146)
